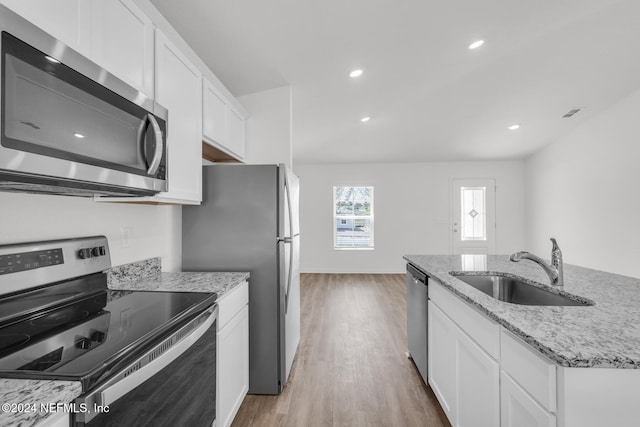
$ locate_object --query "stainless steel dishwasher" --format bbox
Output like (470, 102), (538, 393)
(407, 263), (428, 384)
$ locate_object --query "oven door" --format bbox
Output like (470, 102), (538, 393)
(0, 9), (167, 195)
(74, 305), (217, 427)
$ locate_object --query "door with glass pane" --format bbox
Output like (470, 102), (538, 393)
(451, 179), (496, 255)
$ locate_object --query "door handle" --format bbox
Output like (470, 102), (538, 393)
(145, 114), (164, 175)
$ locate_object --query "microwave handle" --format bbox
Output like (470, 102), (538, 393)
(145, 114), (164, 175)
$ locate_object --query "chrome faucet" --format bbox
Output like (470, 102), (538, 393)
(510, 238), (564, 286)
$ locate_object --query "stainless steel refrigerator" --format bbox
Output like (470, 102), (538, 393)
(182, 164), (300, 395)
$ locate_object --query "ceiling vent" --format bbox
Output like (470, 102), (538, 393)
(562, 108), (582, 118)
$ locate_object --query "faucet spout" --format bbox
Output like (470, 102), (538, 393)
(510, 238), (564, 286)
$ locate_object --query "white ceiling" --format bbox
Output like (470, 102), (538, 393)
(150, 0), (640, 164)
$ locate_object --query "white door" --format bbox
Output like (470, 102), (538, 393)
(451, 179), (496, 255)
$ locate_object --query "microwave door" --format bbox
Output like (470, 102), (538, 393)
(0, 30), (167, 194)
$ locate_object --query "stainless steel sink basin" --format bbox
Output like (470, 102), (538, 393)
(450, 273), (592, 306)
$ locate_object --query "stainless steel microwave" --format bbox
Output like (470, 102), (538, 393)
(0, 5), (167, 197)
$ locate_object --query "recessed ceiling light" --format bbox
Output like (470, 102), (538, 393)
(468, 40), (485, 50)
(45, 55), (60, 64)
(349, 69), (363, 78)
(361, 116), (371, 122)
(73, 132), (86, 139)
(507, 124), (520, 130)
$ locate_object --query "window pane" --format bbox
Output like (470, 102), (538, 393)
(335, 187), (353, 215)
(460, 186), (486, 241)
(335, 218), (373, 248)
(353, 187), (372, 215)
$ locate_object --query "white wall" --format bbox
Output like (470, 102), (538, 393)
(297, 161), (525, 273)
(524, 88), (640, 278)
(238, 86), (293, 168)
(0, 192), (181, 271)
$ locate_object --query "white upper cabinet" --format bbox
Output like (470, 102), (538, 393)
(202, 78), (246, 162)
(90, 0), (154, 97)
(0, 0), (91, 56)
(228, 106), (246, 160)
(2, 0), (153, 97)
(153, 29), (202, 204)
(203, 78), (229, 146)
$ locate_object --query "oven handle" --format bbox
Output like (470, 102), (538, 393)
(92, 304), (217, 408)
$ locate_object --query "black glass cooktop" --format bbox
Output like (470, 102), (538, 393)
(0, 284), (216, 388)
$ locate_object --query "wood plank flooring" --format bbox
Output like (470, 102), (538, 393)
(231, 273), (450, 427)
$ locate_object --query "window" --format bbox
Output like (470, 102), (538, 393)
(460, 186), (486, 241)
(334, 186), (374, 249)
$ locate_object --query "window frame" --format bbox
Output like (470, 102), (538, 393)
(333, 185), (375, 250)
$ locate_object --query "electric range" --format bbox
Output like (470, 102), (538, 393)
(0, 236), (218, 426)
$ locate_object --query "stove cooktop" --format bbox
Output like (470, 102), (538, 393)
(0, 286), (215, 388)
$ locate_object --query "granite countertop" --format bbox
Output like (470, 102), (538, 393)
(106, 257), (249, 297)
(0, 379), (81, 426)
(0, 258), (249, 426)
(404, 254), (640, 369)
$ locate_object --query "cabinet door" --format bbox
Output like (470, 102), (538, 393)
(90, 0), (154, 97)
(203, 78), (229, 146)
(0, 0), (90, 55)
(456, 327), (500, 427)
(217, 305), (249, 427)
(228, 106), (246, 160)
(428, 301), (457, 425)
(501, 372), (556, 427)
(154, 30), (202, 203)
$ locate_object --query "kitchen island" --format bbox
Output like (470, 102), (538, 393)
(0, 258), (248, 427)
(405, 254), (640, 427)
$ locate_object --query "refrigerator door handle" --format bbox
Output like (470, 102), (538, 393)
(283, 169), (295, 314)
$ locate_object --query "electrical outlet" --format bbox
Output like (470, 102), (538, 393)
(121, 227), (132, 248)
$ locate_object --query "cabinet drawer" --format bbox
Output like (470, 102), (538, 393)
(501, 371), (556, 427)
(429, 281), (500, 359)
(217, 281), (249, 330)
(501, 329), (556, 412)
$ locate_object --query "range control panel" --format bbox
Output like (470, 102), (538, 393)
(0, 248), (64, 276)
(0, 236), (111, 297)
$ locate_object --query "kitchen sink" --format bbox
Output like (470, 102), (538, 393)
(450, 273), (592, 306)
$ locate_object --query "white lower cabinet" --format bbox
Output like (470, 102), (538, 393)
(216, 282), (249, 427)
(428, 301), (457, 422)
(457, 328), (500, 427)
(428, 300), (499, 427)
(501, 371), (556, 427)
(428, 277), (640, 427)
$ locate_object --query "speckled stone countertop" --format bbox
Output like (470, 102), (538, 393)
(0, 379), (81, 426)
(404, 254), (640, 369)
(107, 257), (250, 297)
(0, 258), (249, 426)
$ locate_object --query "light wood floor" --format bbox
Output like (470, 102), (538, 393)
(231, 273), (450, 427)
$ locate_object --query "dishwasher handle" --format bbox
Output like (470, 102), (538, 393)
(407, 263), (427, 286)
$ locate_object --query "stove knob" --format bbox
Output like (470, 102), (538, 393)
(76, 337), (91, 350)
(91, 331), (106, 343)
(99, 246), (106, 256)
(78, 249), (93, 259)
(91, 247), (101, 257)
